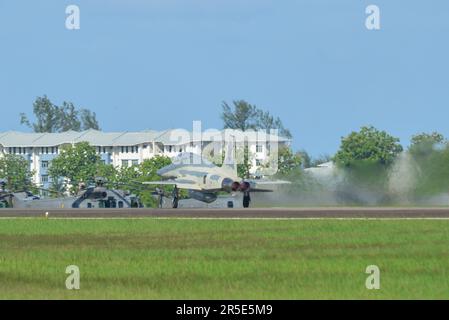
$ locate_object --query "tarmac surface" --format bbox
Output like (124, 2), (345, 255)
(2, 207), (449, 218)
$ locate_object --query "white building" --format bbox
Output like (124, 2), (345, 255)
(0, 129), (290, 188)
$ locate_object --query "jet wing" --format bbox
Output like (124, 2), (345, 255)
(142, 180), (202, 191)
(247, 179), (291, 192)
(249, 188), (273, 192)
(249, 180), (291, 185)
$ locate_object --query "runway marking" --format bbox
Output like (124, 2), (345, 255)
(2, 217), (449, 221)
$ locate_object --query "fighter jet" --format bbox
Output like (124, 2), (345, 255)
(142, 153), (290, 208)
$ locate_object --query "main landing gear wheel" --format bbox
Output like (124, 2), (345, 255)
(172, 186), (179, 208)
(243, 191), (251, 208)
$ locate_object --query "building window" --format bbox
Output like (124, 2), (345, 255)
(131, 160), (139, 166)
(121, 146), (124, 153)
(256, 145), (263, 153)
(41, 161), (49, 168)
(41, 175), (49, 183)
(256, 159), (261, 166)
(122, 160), (129, 167)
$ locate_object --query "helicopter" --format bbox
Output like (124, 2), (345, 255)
(70, 177), (143, 209)
(0, 178), (41, 208)
(0, 177), (143, 209)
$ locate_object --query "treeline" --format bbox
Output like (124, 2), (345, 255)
(277, 126), (449, 205)
(334, 127), (449, 200)
(20, 95), (100, 133)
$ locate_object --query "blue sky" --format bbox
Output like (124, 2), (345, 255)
(0, 0), (448, 156)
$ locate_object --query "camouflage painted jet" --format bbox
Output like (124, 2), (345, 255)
(142, 153), (290, 208)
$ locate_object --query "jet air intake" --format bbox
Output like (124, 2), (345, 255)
(221, 178), (236, 192)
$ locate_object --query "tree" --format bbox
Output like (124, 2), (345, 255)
(261, 145), (302, 177)
(297, 150), (312, 168)
(221, 100), (292, 138)
(20, 95), (101, 133)
(334, 126), (403, 166)
(139, 156), (173, 181)
(20, 95), (60, 133)
(276, 146), (302, 175)
(0, 154), (35, 192)
(237, 145), (252, 179)
(95, 163), (119, 184)
(58, 101), (81, 132)
(221, 99), (293, 177)
(409, 132), (445, 156)
(255, 109), (292, 139)
(406, 132), (449, 198)
(411, 145), (449, 197)
(118, 156), (173, 207)
(80, 109), (100, 130)
(221, 100), (258, 131)
(48, 142), (101, 194)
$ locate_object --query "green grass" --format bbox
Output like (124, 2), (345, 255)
(1, 218), (449, 299)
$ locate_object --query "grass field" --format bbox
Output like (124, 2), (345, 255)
(1, 218), (449, 299)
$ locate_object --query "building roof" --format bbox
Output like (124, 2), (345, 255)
(0, 129), (291, 147)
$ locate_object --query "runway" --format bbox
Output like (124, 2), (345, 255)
(2, 207), (449, 219)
